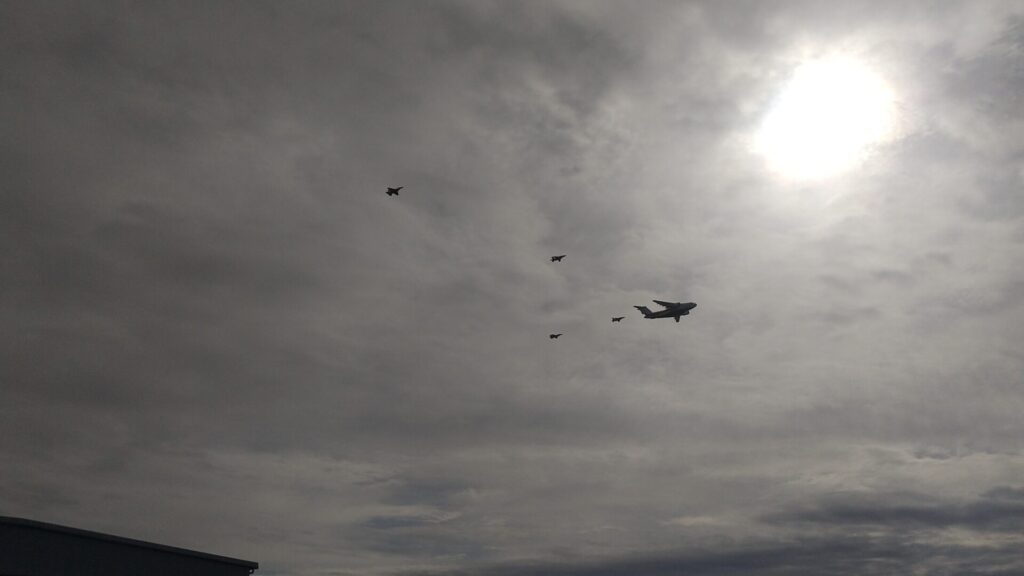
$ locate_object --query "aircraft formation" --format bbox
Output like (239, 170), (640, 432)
(387, 186), (696, 338)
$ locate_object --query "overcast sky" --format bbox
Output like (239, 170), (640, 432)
(3, 2), (1024, 575)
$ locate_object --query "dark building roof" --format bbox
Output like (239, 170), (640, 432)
(0, 516), (258, 575)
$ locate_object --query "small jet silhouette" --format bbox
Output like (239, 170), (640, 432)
(612, 316), (625, 322)
(386, 186), (403, 196)
(549, 333), (562, 339)
(550, 255), (566, 262)
(634, 300), (697, 323)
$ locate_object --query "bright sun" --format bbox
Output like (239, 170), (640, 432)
(755, 55), (896, 180)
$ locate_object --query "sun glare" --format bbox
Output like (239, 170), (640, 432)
(756, 55), (896, 180)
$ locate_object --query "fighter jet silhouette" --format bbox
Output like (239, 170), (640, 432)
(634, 300), (697, 323)
(549, 333), (562, 339)
(550, 255), (566, 262)
(386, 186), (403, 196)
(611, 316), (625, 322)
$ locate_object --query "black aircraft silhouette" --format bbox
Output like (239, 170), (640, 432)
(634, 300), (697, 323)
(612, 316), (625, 322)
(386, 186), (403, 196)
(550, 255), (566, 262)
(549, 333), (562, 339)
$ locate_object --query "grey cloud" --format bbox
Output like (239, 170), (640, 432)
(964, 166), (1024, 222)
(400, 535), (1024, 576)
(767, 488), (1024, 533)
(361, 514), (459, 531)
(984, 486), (1024, 501)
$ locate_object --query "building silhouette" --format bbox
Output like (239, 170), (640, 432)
(0, 516), (258, 575)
